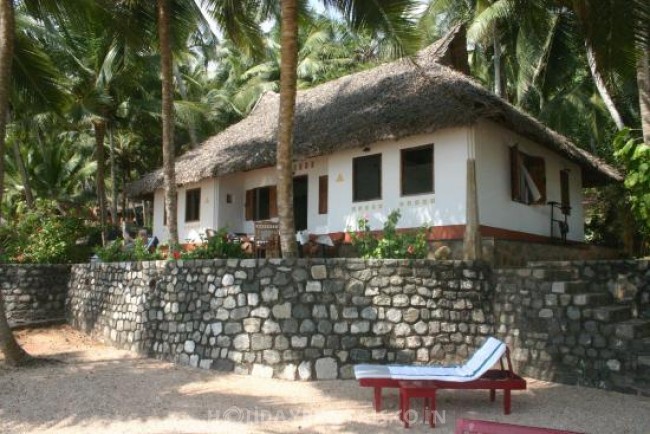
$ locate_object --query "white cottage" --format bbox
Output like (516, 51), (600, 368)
(127, 27), (621, 263)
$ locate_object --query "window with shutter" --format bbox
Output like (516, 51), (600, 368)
(244, 186), (275, 221)
(510, 146), (546, 205)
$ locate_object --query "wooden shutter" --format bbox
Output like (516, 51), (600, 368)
(269, 186), (278, 218)
(528, 156), (546, 204)
(245, 189), (255, 221)
(510, 146), (521, 202)
(318, 175), (328, 214)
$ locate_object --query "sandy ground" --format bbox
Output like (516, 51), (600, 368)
(1, 326), (649, 434)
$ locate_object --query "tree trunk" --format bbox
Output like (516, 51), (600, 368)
(12, 138), (34, 209)
(93, 119), (108, 245)
(122, 169), (127, 224)
(493, 24), (504, 98)
(109, 124), (118, 225)
(276, 0), (299, 258)
(0, 0), (29, 366)
(0, 0), (12, 224)
(158, 0), (178, 246)
(637, 35), (650, 146)
(586, 43), (626, 130)
(463, 128), (481, 260)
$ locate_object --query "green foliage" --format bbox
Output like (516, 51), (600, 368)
(613, 129), (650, 236)
(181, 228), (249, 260)
(95, 238), (163, 262)
(347, 210), (430, 259)
(0, 201), (94, 264)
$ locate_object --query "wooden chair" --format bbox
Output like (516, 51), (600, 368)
(253, 221), (280, 258)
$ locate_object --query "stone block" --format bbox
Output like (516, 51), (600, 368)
(315, 357), (338, 380)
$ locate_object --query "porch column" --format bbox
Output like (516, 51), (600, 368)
(463, 126), (481, 260)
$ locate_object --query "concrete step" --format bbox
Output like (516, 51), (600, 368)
(593, 305), (633, 322)
(573, 292), (612, 307)
(615, 319), (650, 340)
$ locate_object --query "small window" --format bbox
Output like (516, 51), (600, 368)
(560, 170), (571, 215)
(401, 145), (434, 196)
(245, 186), (278, 221)
(185, 188), (201, 222)
(510, 146), (546, 205)
(318, 175), (328, 214)
(353, 154), (381, 202)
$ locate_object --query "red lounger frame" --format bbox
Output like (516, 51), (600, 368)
(455, 418), (583, 434)
(358, 347), (527, 415)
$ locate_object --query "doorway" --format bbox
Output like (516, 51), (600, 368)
(293, 176), (308, 231)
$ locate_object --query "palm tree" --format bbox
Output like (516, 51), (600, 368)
(0, 0), (30, 367)
(273, 0), (420, 257)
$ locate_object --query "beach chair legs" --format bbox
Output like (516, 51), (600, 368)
(504, 389), (512, 415)
(373, 387), (382, 412)
(490, 389), (496, 402)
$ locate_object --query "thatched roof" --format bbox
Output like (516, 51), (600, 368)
(127, 27), (621, 197)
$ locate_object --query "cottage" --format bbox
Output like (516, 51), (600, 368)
(127, 27), (621, 263)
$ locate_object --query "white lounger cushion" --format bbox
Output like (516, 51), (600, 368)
(354, 337), (506, 382)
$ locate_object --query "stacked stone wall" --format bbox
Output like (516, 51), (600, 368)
(494, 260), (650, 395)
(1, 264), (70, 327)
(66, 259), (492, 380)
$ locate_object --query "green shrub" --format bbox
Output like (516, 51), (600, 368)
(0, 201), (94, 264)
(181, 228), (249, 259)
(95, 238), (163, 262)
(347, 210), (430, 259)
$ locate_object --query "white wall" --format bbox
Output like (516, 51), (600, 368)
(326, 130), (469, 233)
(475, 119), (585, 241)
(151, 122), (585, 243)
(152, 178), (219, 243)
(215, 157), (329, 235)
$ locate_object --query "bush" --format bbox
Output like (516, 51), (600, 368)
(181, 228), (249, 259)
(347, 210), (430, 259)
(0, 201), (94, 264)
(95, 238), (163, 262)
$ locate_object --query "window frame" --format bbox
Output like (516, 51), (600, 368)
(184, 188), (201, 223)
(245, 185), (278, 221)
(510, 146), (546, 206)
(352, 153), (382, 202)
(400, 144), (435, 197)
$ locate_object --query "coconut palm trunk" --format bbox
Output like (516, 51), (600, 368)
(585, 43), (625, 130)
(0, 0), (30, 367)
(158, 0), (178, 246)
(93, 119), (108, 245)
(109, 124), (118, 225)
(276, 0), (299, 258)
(12, 138), (34, 209)
(637, 35), (650, 145)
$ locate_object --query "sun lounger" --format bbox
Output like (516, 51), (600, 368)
(354, 337), (527, 415)
(455, 418), (583, 434)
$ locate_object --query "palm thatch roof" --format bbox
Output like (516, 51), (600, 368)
(126, 27), (621, 197)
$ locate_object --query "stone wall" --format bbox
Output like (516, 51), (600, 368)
(66, 259), (492, 380)
(494, 260), (650, 395)
(1, 264), (70, 327)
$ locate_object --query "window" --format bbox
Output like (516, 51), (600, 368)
(560, 169), (571, 215)
(401, 145), (434, 196)
(245, 186), (277, 221)
(185, 188), (201, 222)
(510, 146), (546, 205)
(353, 154), (381, 202)
(318, 175), (328, 214)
